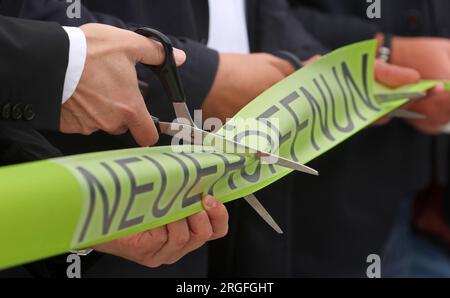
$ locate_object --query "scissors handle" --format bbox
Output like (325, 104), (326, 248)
(151, 115), (161, 135)
(135, 27), (187, 103)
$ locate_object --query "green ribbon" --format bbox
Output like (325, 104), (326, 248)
(0, 40), (449, 269)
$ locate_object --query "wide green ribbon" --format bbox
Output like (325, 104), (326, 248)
(0, 40), (449, 269)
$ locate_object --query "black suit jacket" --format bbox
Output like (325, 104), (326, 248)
(0, 0), (69, 131)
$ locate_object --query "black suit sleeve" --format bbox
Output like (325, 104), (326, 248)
(291, 5), (380, 50)
(0, 15), (69, 130)
(254, 0), (328, 60)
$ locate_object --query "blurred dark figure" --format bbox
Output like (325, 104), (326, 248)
(210, 0), (450, 277)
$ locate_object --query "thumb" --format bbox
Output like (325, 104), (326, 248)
(375, 60), (421, 88)
(133, 33), (186, 66)
(202, 195), (229, 240)
(270, 56), (296, 76)
(303, 55), (322, 66)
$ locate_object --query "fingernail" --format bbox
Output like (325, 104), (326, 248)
(204, 196), (218, 210)
(173, 48), (186, 65)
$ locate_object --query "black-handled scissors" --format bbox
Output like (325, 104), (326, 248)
(135, 27), (195, 126)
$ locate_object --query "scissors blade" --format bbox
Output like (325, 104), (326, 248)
(158, 121), (183, 136)
(173, 102), (196, 126)
(256, 151), (318, 176)
(389, 109), (426, 120)
(244, 194), (283, 234)
(159, 121), (318, 176)
(375, 92), (425, 104)
(207, 130), (319, 176)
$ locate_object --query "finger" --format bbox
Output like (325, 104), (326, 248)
(428, 83), (446, 95)
(173, 48), (187, 66)
(134, 34), (186, 66)
(152, 219), (191, 265)
(375, 60), (421, 88)
(93, 226), (168, 260)
(202, 195), (229, 240)
(181, 210), (213, 253)
(270, 56), (296, 76)
(303, 55), (322, 65)
(408, 93), (450, 125)
(277, 60), (296, 76)
(406, 95), (450, 134)
(140, 226), (169, 255)
(134, 226), (170, 267)
(127, 95), (159, 147)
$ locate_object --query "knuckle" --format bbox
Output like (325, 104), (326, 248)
(128, 38), (142, 55)
(127, 236), (143, 251)
(174, 233), (191, 247)
(153, 232), (168, 246)
(201, 228), (214, 240)
(122, 105), (137, 120)
(381, 66), (393, 80)
(155, 42), (165, 64)
(193, 227), (213, 241)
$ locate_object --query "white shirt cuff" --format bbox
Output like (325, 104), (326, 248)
(62, 26), (87, 104)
